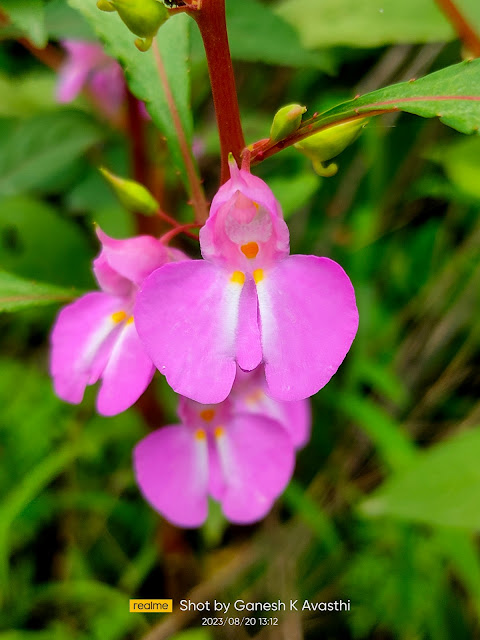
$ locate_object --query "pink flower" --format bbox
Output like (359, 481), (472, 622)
(231, 366), (311, 449)
(135, 158), (359, 404)
(50, 228), (186, 416)
(134, 368), (308, 527)
(56, 41), (125, 115)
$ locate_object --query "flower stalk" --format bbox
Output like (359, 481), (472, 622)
(189, 0), (245, 184)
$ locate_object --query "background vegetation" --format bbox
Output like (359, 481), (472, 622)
(1, 0), (480, 638)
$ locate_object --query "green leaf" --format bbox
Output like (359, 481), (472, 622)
(254, 60), (480, 162)
(226, 0), (334, 71)
(319, 60), (480, 135)
(0, 438), (95, 592)
(283, 480), (340, 551)
(0, 271), (78, 313)
(361, 428), (480, 530)
(336, 392), (416, 471)
(0, 0), (47, 47)
(0, 111), (103, 197)
(45, 0), (95, 41)
(427, 136), (480, 200)
(0, 71), (57, 118)
(276, 0), (480, 48)
(0, 631), (70, 640)
(0, 196), (93, 288)
(67, 0), (193, 189)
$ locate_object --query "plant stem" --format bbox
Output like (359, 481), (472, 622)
(155, 209), (200, 240)
(434, 0), (480, 57)
(126, 89), (148, 185)
(190, 0), (245, 184)
(151, 40), (209, 223)
(160, 223), (201, 244)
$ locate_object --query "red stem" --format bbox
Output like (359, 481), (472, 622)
(190, 0), (245, 184)
(160, 223), (201, 244)
(126, 89), (148, 185)
(434, 0), (480, 57)
(156, 209), (200, 240)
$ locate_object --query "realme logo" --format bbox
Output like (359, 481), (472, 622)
(129, 599), (173, 613)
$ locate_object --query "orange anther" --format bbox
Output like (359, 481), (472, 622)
(200, 409), (215, 422)
(241, 242), (259, 259)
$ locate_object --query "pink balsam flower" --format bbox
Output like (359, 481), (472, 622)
(50, 228), (185, 416)
(134, 368), (308, 527)
(57, 41), (125, 115)
(135, 158), (359, 404)
(232, 366), (310, 449)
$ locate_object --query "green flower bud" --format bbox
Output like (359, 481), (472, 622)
(97, 0), (116, 11)
(97, 0), (169, 52)
(269, 104), (306, 143)
(295, 118), (368, 177)
(100, 167), (159, 215)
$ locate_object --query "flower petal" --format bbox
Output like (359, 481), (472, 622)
(134, 425), (209, 528)
(257, 255), (358, 401)
(96, 320), (155, 416)
(214, 414), (295, 524)
(200, 160), (290, 271)
(236, 276), (262, 372)
(233, 367), (311, 449)
(210, 160), (284, 220)
(57, 41), (112, 103)
(280, 396), (311, 449)
(89, 64), (125, 116)
(93, 250), (133, 298)
(50, 292), (123, 404)
(95, 227), (171, 287)
(56, 60), (90, 103)
(135, 261), (241, 403)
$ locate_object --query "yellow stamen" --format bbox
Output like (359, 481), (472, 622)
(241, 242), (259, 259)
(111, 310), (127, 323)
(253, 269), (264, 284)
(253, 202), (259, 210)
(195, 428), (206, 440)
(214, 426), (225, 438)
(200, 409), (215, 422)
(126, 316), (134, 325)
(230, 270), (245, 285)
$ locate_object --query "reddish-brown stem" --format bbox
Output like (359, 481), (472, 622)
(19, 38), (62, 70)
(155, 209), (200, 239)
(151, 40), (209, 223)
(190, 0), (245, 184)
(157, 208), (182, 228)
(126, 90), (170, 237)
(126, 89), (148, 184)
(249, 112), (390, 164)
(160, 223), (201, 244)
(434, 0), (480, 57)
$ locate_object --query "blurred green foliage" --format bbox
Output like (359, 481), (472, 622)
(0, 0), (480, 638)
